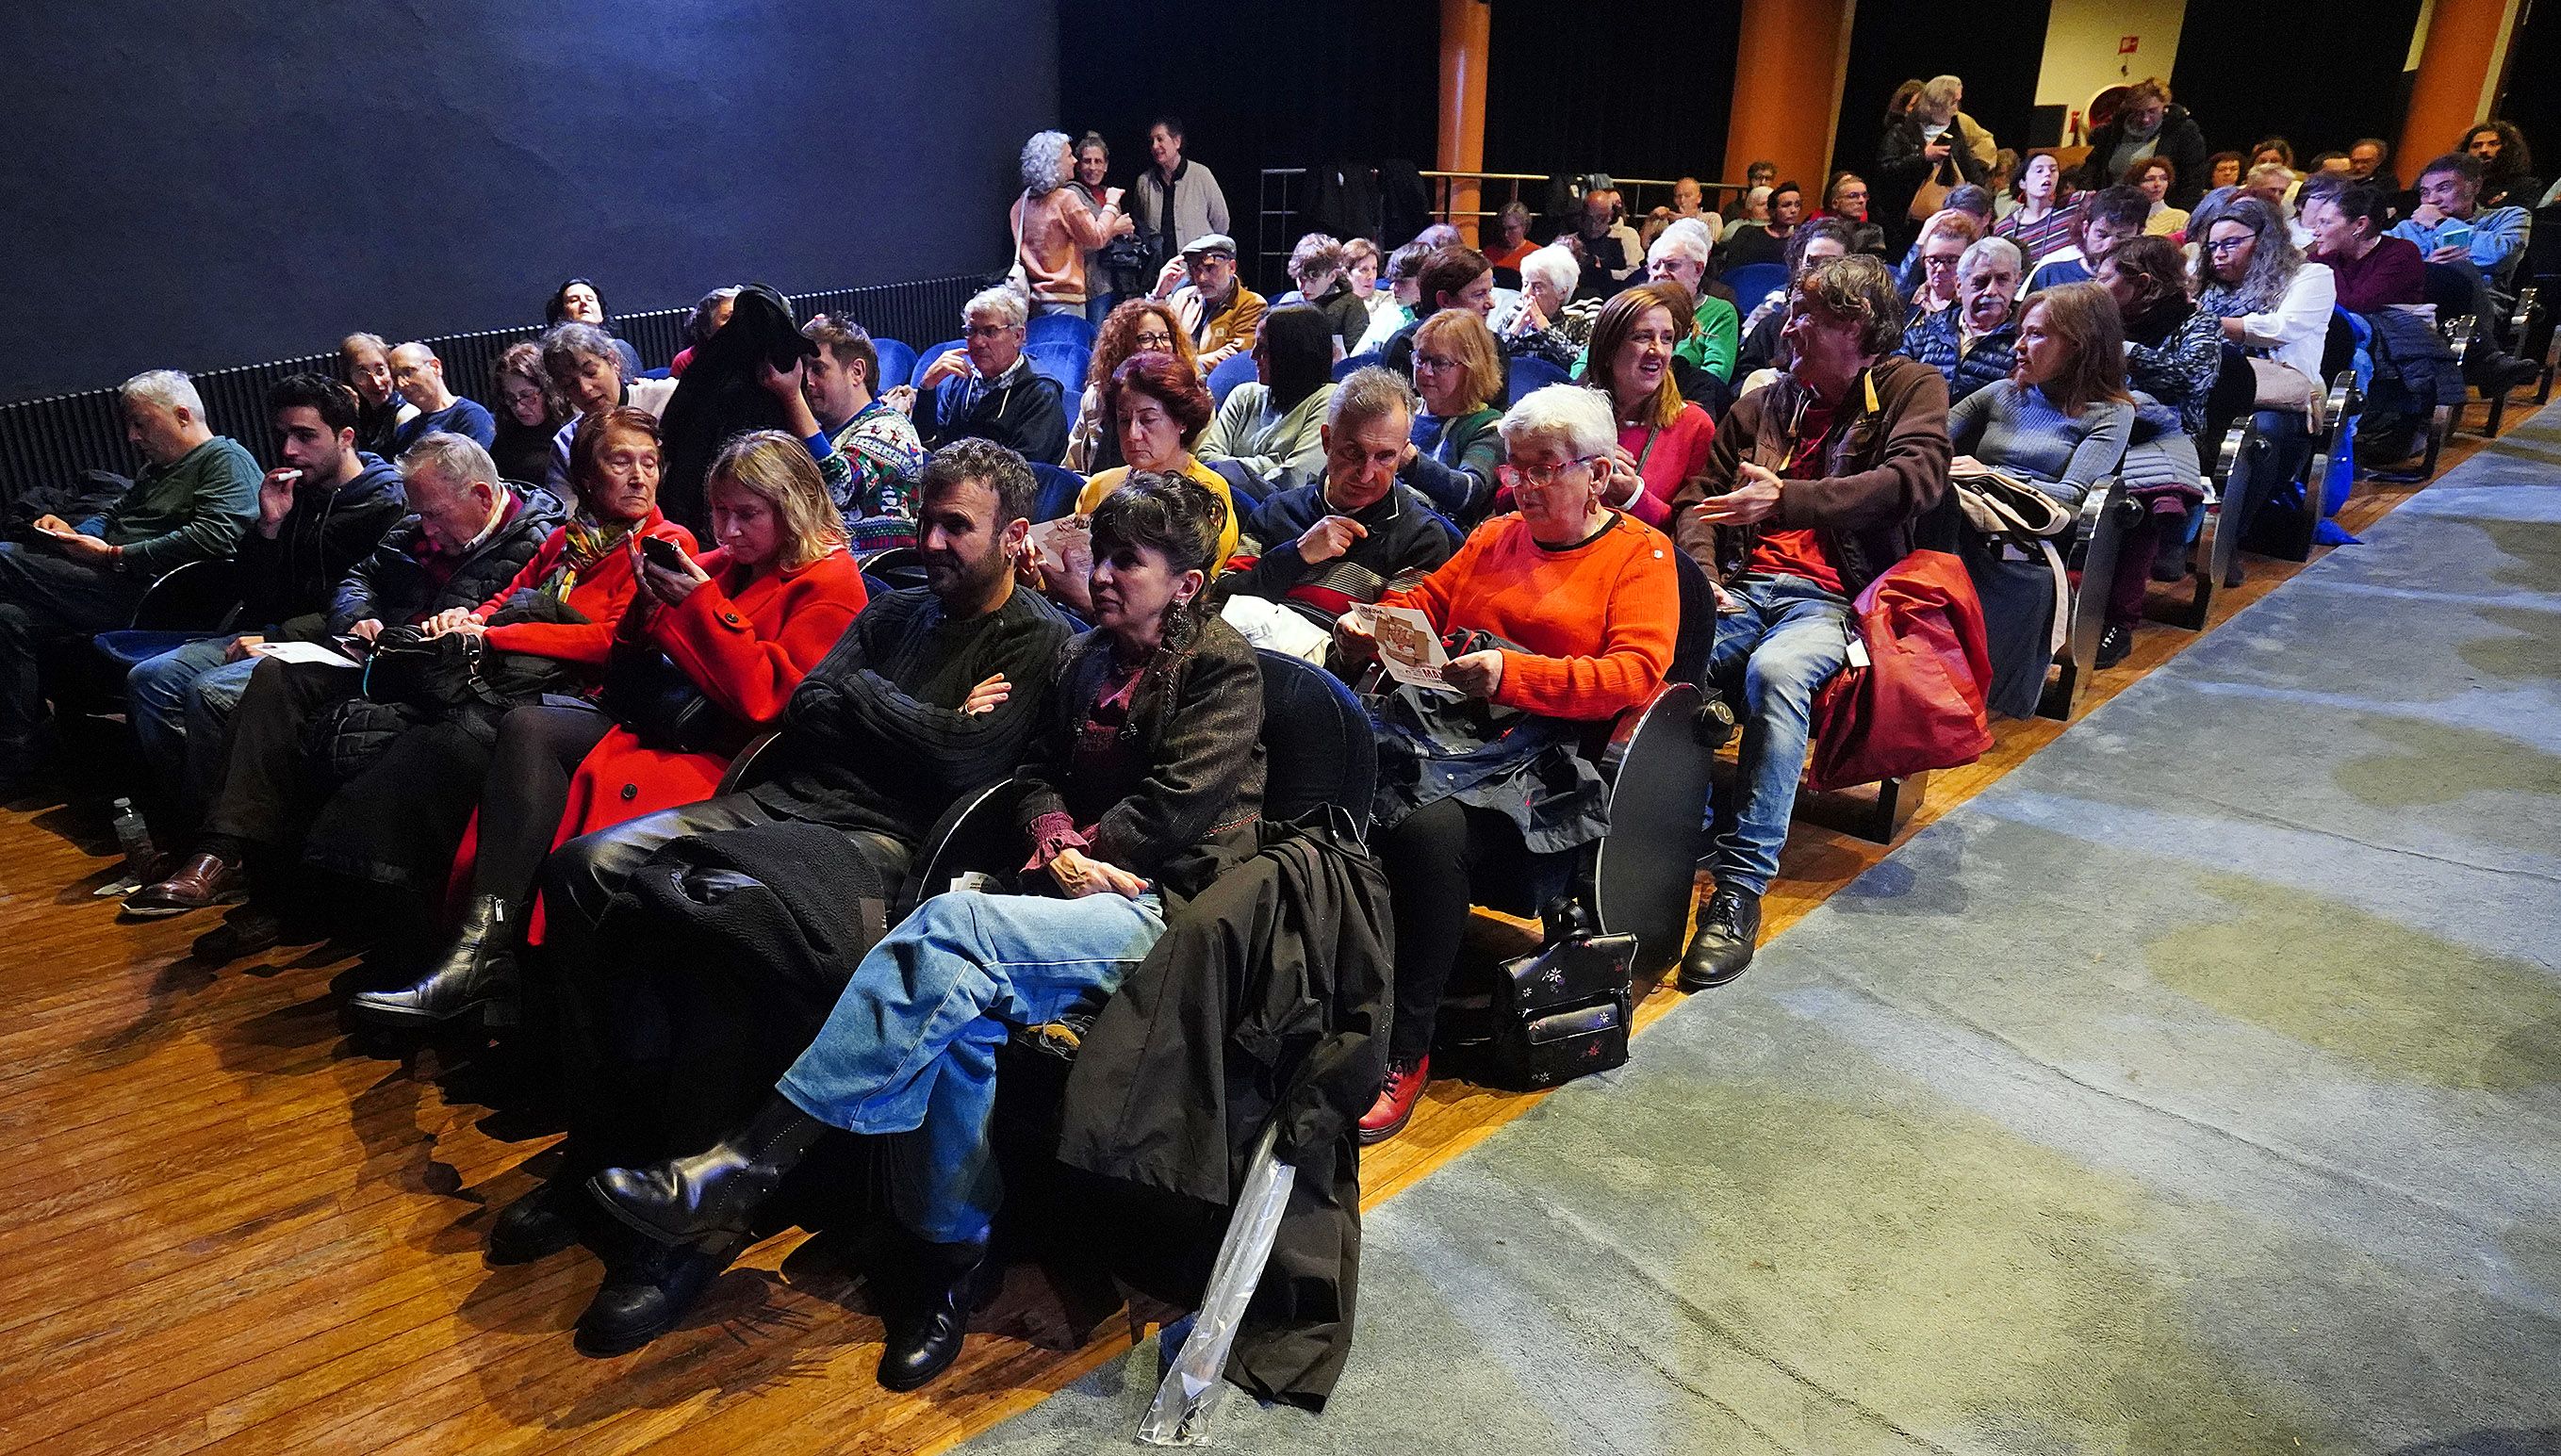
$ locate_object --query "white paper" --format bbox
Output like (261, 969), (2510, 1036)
(1352, 603), (1450, 690)
(252, 640), (363, 668)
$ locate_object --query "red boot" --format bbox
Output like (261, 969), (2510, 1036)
(1358, 1056), (1430, 1145)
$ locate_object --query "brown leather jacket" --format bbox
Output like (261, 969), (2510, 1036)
(1670, 353), (1951, 598)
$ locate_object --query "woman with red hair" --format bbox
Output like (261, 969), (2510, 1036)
(1054, 351), (1237, 611)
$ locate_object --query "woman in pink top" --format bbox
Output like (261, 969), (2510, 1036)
(1583, 282), (1715, 527)
(1011, 130), (1134, 317)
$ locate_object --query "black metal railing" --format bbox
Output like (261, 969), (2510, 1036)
(1, 272), (987, 497)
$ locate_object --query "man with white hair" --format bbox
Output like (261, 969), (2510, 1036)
(0, 369), (258, 792)
(387, 342), (496, 452)
(1648, 219), (1742, 383)
(887, 287), (1068, 465)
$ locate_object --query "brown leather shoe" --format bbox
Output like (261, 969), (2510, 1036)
(123, 852), (247, 918)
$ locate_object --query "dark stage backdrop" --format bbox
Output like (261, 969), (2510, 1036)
(1061, 0), (1439, 293)
(2170, 0), (2424, 161)
(0, 1), (1059, 403)
(1830, 0), (2055, 198)
(1483, 4), (1741, 199)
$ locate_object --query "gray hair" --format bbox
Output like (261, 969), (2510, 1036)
(1327, 365), (1419, 433)
(397, 431), (501, 492)
(963, 286), (1027, 329)
(540, 321), (622, 376)
(1498, 382), (1617, 462)
(1921, 75), (1963, 114)
(1958, 236), (2025, 280)
(1519, 241), (1581, 301)
(1019, 129), (1072, 195)
(1289, 233), (1347, 286)
(120, 369), (203, 417)
(1649, 218), (1715, 268)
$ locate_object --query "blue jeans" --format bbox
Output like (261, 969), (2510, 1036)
(128, 634), (252, 802)
(0, 540), (143, 768)
(1083, 291), (1116, 326)
(776, 887), (1167, 1244)
(1705, 575), (1853, 897)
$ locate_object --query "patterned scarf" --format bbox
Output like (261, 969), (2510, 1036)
(550, 513), (641, 601)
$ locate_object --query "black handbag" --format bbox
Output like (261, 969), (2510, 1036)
(1486, 931), (1636, 1089)
(599, 642), (738, 755)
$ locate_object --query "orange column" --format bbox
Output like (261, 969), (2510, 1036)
(2397, 0), (2524, 175)
(1438, 0), (1491, 244)
(1721, 0), (1857, 194)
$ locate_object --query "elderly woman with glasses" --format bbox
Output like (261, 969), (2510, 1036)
(1335, 382), (1680, 1143)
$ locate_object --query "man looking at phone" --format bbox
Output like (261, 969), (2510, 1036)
(122, 374), (408, 823)
(0, 369), (257, 794)
(2389, 152), (2542, 389)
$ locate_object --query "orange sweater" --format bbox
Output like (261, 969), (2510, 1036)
(476, 512), (698, 668)
(1384, 512), (1678, 721)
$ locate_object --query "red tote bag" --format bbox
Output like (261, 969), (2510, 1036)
(1803, 548), (1993, 793)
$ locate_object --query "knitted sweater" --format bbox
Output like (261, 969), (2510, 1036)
(1946, 380), (2134, 508)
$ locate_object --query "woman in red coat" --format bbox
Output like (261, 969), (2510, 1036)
(352, 429), (867, 1028)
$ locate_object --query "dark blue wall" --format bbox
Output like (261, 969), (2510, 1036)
(0, 2), (1059, 403)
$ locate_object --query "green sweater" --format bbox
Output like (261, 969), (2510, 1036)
(85, 435), (259, 578)
(1676, 294), (1742, 382)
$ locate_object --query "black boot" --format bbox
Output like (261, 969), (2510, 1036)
(486, 1176), (587, 1266)
(573, 1231), (747, 1357)
(347, 894), (519, 1028)
(878, 1233), (993, 1392)
(587, 1095), (828, 1246)
(1677, 883), (1763, 991)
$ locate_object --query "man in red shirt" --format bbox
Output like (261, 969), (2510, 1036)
(1670, 255), (1952, 987)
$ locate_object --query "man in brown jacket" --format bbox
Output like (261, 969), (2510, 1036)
(1669, 254), (1951, 989)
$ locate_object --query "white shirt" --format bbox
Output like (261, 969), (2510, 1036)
(2230, 261), (2337, 382)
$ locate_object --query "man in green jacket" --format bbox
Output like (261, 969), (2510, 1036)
(0, 368), (257, 791)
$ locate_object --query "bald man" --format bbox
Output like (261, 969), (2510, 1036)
(387, 342), (496, 452)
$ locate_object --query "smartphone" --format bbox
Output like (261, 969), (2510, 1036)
(2438, 221), (2474, 254)
(639, 535), (689, 573)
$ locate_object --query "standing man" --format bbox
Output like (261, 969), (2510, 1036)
(124, 374), (407, 818)
(0, 370), (257, 794)
(387, 343), (497, 451)
(1126, 116), (1231, 279)
(1670, 255), (1951, 989)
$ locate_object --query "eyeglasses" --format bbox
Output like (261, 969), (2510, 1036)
(1499, 456), (1601, 489)
(1414, 352), (1459, 371)
(965, 323), (1019, 339)
(1134, 332), (1174, 350)
(2204, 236), (2256, 254)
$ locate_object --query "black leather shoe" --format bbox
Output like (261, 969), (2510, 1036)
(573, 1232), (745, 1357)
(347, 894), (518, 1028)
(487, 1178), (585, 1266)
(192, 903), (287, 963)
(878, 1235), (992, 1392)
(2095, 622), (2134, 669)
(588, 1095), (828, 1246)
(1677, 884), (1763, 991)
(2481, 352), (2542, 394)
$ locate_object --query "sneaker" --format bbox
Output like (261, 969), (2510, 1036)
(2095, 623), (2134, 669)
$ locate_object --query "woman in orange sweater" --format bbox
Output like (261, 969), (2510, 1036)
(353, 431), (867, 1027)
(1335, 384), (1679, 1141)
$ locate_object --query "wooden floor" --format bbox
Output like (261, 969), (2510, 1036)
(0, 401), (2534, 1454)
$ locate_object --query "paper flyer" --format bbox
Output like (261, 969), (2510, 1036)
(1354, 603), (1451, 690)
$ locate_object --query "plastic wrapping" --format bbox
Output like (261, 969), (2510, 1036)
(1136, 1121), (1297, 1447)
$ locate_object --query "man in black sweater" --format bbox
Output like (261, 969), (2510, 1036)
(469, 439), (1075, 1350)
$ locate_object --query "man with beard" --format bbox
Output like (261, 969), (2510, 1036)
(489, 438), (1075, 1349)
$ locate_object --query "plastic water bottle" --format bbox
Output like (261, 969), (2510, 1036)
(108, 797), (155, 871)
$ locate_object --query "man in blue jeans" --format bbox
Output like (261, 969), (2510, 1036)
(1670, 254), (1951, 988)
(122, 374), (404, 825)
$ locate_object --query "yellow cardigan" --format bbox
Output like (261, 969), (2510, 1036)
(1075, 455), (1241, 568)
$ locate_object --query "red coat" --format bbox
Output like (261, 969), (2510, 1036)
(449, 545), (869, 938)
(475, 510), (698, 669)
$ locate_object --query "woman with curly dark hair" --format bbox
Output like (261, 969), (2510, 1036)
(488, 341), (567, 485)
(1062, 298), (1200, 472)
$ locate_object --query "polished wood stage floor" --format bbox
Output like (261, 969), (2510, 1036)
(0, 405), (2527, 1453)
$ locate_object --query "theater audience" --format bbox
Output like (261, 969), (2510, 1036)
(1355, 240), (1433, 355)
(1582, 284), (1717, 527)
(1402, 308), (1508, 523)
(2461, 121), (2541, 210)
(123, 433), (566, 941)
(2251, 138), (2298, 183)
(124, 375), (405, 817)
(1504, 242), (1586, 370)
(1344, 236), (1384, 313)
(2100, 235), (2224, 438)
(1736, 219), (1856, 378)
(2026, 185), (2150, 292)
(1066, 300), (1195, 473)
(1013, 129), (1133, 319)
(893, 287), (1070, 466)
(1900, 236), (2024, 403)
(1217, 367), (1455, 624)
(1947, 284), (2134, 512)
(2242, 164), (2314, 247)
(490, 344), (568, 486)
(1383, 245), (1497, 378)
(349, 431), (866, 1027)
(387, 343), (496, 453)
(542, 321), (678, 495)
(1341, 383), (1679, 1140)
(2193, 197), (2336, 538)
(1987, 151), (2021, 217)
(584, 474), (1260, 1380)
(1824, 172), (1873, 228)
(1151, 234), (1265, 370)
(475, 438), (1069, 1350)
(1485, 202), (1539, 271)
(1673, 254), (1949, 989)
(669, 288), (739, 378)
(2075, 79), (2209, 209)
(546, 278), (645, 379)
(1877, 76), (1991, 250)
(1994, 153), (2081, 265)
(1199, 304), (1337, 484)
(1647, 221), (1741, 383)
(340, 333), (410, 457)
(2127, 157), (2190, 237)
(799, 314), (928, 551)
(2302, 178), (2426, 315)
(0, 370), (257, 795)
(1565, 187), (1640, 294)
(2348, 138), (2399, 192)
(2206, 152), (2244, 191)
(2393, 152), (2531, 279)
(1905, 211), (1981, 323)
(1127, 116), (1231, 276)
(1284, 234), (1371, 358)
(1070, 352), (1239, 595)
(1726, 186), (1773, 242)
